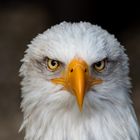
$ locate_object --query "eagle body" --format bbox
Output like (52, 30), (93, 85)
(20, 22), (139, 140)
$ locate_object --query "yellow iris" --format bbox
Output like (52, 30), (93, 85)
(47, 59), (60, 71)
(94, 59), (106, 72)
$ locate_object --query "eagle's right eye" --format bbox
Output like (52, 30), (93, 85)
(42, 57), (61, 72)
(47, 59), (60, 71)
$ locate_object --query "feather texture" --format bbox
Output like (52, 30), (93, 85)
(20, 22), (139, 140)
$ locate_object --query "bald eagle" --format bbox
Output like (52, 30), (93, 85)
(20, 22), (139, 140)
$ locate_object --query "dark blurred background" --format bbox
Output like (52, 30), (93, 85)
(0, 0), (140, 139)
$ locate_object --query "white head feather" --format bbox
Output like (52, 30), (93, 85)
(20, 22), (139, 140)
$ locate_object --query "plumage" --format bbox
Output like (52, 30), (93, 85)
(20, 22), (140, 140)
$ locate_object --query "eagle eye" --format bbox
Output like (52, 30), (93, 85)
(46, 58), (61, 71)
(93, 59), (106, 72)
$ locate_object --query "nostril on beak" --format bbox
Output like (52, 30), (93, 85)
(70, 68), (87, 73)
(70, 68), (73, 72)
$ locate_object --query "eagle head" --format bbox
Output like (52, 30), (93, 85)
(20, 22), (139, 140)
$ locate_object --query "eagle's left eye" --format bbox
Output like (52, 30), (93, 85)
(93, 59), (106, 72)
(47, 58), (60, 71)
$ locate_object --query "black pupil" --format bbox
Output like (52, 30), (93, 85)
(51, 60), (57, 66)
(96, 62), (102, 67)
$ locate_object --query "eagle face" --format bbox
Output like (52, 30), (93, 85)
(20, 22), (139, 140)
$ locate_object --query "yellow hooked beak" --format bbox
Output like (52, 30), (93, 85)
(51, 59), (102, 111)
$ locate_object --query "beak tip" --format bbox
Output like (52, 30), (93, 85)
(77, 101), (83, 112)
(79, 106), (83, 112)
